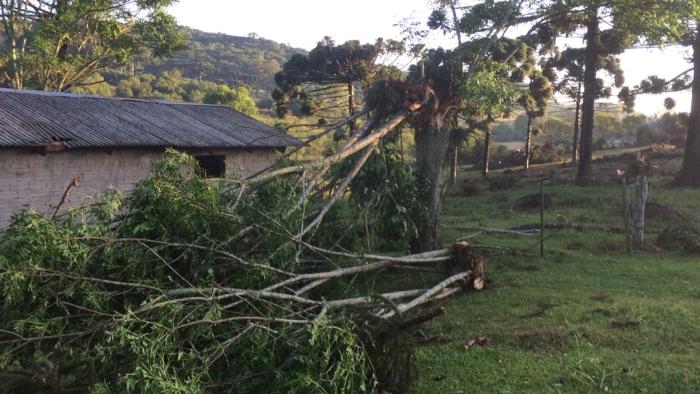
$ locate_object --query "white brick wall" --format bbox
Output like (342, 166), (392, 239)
(0, 148), (277, 227)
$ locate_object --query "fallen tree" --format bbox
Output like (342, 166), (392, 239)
(0, 149), (487, 393)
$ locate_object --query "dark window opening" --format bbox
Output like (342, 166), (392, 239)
(195, 155), (226, 178)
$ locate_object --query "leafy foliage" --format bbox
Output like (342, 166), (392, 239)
(460, 61), (521, 120)
(0, 0), (185, 91)
(347, 143), (426, 251)
(0, 151), (368, 393)
(203, 85), (259, 116)
(0, 148), (437, 393)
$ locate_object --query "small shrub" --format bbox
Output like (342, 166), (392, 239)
(489, 173), (521, 191)
(529, 143), (562, 165)
(513, 193), (552, 210)
(657, 223), (700, 253)
(462, 179), (482, 196)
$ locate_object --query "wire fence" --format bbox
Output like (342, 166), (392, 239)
(449, 173), (680, 258)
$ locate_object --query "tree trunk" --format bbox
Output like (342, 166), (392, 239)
(448, 145), (458, 186)
(482, 126), (492, 177)
(572, 81), (582, 163)
(414, 123), (452, 252)
(675, 28), (700, 187)
(450, 1), (462, 46)
(577, 8), (600, 182)
(524, 115), (533, 170)
(10, 36), (21, 89)
(447, 0), (462, 189)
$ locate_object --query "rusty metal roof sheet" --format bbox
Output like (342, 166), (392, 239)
(0, 88), (301, 149)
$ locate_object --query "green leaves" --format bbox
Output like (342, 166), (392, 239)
(0, 0), (185, 91)
(0, 149), (381, 393)
(203, 85), (259, 116)
(460, 61), (522, 119)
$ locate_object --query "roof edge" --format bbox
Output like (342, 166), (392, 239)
(0, 87), (231, 108)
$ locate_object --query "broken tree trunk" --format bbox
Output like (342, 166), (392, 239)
(414, 122), (452, 251)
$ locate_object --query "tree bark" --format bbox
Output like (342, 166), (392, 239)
(447, 0), (462, 188)
(675, 28), (700, 187)
(482, 126), (492, 177)
(572, 81), (582, 163)
(577, 8), (600, 182)
(524, 115), (533, 170)
(414, 123), (452, 252)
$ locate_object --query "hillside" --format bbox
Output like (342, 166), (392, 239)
(139, 27), (304, 95)
(71, 27), (304, 107)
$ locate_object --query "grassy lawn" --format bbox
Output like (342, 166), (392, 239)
(411, 165), (700, 393)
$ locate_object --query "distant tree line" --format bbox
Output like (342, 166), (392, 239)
(492, 110), (690, 152)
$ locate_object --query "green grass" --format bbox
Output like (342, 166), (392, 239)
(411, 170), (700, 393)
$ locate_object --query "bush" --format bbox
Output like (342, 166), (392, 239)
(489, 173), (521, 191)
(513, 193), (553, 210)
(462, 179), (482, 196)
(345, 143), (425, 251)
(657, 223), (700, 253)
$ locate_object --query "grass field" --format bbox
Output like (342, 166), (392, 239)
(411, 160), (700, 393)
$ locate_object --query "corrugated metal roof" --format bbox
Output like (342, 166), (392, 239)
(0, 88), (301, 149)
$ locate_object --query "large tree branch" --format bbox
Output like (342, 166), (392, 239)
(245, 111), (410, 185)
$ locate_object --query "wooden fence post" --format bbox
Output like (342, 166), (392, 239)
(622, 177), (631, 252)
(540, 179), (545, 258)
(631, 176), (649, 250)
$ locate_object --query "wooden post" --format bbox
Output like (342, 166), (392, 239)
(631, 176), (649, 250)
(449, 145), (458, 187)
(524, 116), (532, 170)
(482, 126), (492, 177)
(540, 179), (545, 258)
(622, 177), (631, 252)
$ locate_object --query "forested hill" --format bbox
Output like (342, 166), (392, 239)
(75, 27), (304, 107)
(139, 27), (304, 93)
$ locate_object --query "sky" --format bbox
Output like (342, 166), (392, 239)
(169, 0), (692, 115)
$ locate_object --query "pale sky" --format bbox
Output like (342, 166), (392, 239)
(169, 0), (692, 115)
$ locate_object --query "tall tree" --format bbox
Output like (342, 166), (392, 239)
(520, 71), (553, 169)
(407, 0), (552, 249)
(496, 0), (680, 182)
(409, 47), (521, 249)
(428, 0), (543, 182)
(428, 0), (464, 185)
(0, 0), (184, 92)
(620, 3), (700, 186)
(544, 47), (622, 162)
(272, 38), (392, 130)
